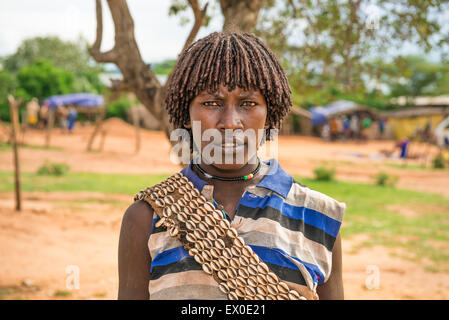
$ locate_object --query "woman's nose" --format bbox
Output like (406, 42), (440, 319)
(217, 105), (243, 131)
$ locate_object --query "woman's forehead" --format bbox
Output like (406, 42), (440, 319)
(199, 85), (263, 97)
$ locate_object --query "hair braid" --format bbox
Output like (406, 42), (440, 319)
(165, 32), (292, 140)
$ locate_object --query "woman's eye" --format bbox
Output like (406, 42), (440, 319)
(202, 101), (220, 107)
(242, 101), (257, 107)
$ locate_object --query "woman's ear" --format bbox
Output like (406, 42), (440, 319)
(184, 121), (191, 129)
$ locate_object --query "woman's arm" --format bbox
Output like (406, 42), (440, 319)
(118, 200), (154, 299)
(316, 232), (344, 300)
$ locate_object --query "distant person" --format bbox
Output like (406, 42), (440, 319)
(321, 123), (331, 141)
(363, 117), (372, 129)
(397, 138), (410, 159)
(343, 117), (351, 139)
(57, 106), (69, 130)
(38, 102), (50, 129)
(67, 106), (78, 133)
(336, 117), (344, 139)
(329, 118), (338, 140)
(26, 97), (40, 127)
(423, 120), (432, 141)
(361, 116), (372, 141)
(378, 118), (385, 139)
(350, 115), (359, 139)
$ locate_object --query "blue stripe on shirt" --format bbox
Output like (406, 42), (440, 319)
(151, 244), (325, 284)
(240, 192), (341, 238)
(249, 245), (325, 284)
(150, 246), (190, 272)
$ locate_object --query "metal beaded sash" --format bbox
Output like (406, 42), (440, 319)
(134, 172), (306, 300)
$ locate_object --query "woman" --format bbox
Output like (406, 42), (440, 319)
(118, 32), (345, 300)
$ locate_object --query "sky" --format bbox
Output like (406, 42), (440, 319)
(0, 0), (446, 64)
(0, 0), (222, 62)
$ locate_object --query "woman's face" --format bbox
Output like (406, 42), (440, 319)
(186, 84), (268, 171)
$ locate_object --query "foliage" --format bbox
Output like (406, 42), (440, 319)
(152, 59), (177, 75)
(16, 59), (75, 102)
(313, 166), (335, 181)
(168, 0), (216, 28)
(253, 0), (449, 108)
(2, 36), (104, 94)
(432, 154), (446, 169)
(0, 70), (18, 121)
(2, 36), (100, 75)
(106, 96), (132, 120)
(368, 55), (449, 99)
(37, 161), (70, 176)
(0, 36), (105, 122)
(373, 171), (398, 186)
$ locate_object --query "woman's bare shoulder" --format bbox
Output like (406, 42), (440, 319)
(121, 200), (154, 230)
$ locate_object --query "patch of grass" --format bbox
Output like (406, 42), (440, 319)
(0, 170), (448, 271)
(0, 171), (170, 194)
(373, 171), (398, 186)
(294, 176), (449, 271)
(313, 167), (335, 181)
(0, 142), (61, 152)
(93, 292), (107, 298)
(432, 154), (446, 169)
(37, 161), (70, 176)
(53, 290), (71, 297)
(385, 162), (448, 171)
(73, 198), (124, 205)
(0, 288), (15, 299)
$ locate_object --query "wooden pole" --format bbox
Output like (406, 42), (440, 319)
(132, 106), (141, 154)
(8, 95), (23, 211)
(99, 129), (107, 151)
(87, 106), (106, 151)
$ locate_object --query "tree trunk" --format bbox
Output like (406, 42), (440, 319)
(90, 0), (210, 144)
(90, 0), (263, 147)
(220, 0), (264, 33)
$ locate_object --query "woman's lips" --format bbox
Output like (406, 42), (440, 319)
(212, 141), (246, 153)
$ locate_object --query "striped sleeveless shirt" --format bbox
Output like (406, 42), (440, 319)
(147, 158), (346, 300)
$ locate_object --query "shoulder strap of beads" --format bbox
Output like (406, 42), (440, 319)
(134, 172), (306, 300)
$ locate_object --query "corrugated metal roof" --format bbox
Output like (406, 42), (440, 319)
(390, 95), (449, 106)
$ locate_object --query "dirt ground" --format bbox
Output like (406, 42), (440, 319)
(1, 118), (448, 300)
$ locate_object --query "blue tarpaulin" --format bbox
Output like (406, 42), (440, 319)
(310, 100), (360, 126)
(43, 93), (104, 109)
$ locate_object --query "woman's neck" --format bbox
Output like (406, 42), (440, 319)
(191, 158), (269, 191)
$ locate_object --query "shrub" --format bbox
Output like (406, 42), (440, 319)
(53, 290), (71, 297)
(106, 96), (132, 120)
(313, 167), (335, 181)
(37, 161), (70, 176)
(374, 171), (398, 186)
(432, 154), (445, 169)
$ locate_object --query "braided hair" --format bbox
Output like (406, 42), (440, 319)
(165, 32), (292, 141)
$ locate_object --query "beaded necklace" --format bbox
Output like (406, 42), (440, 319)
(192, 157), (261, 181)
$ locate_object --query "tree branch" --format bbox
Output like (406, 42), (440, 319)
(180, 0), (209, 54)
(89, 0), (119, 63)
(220, 0), (263, 33)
